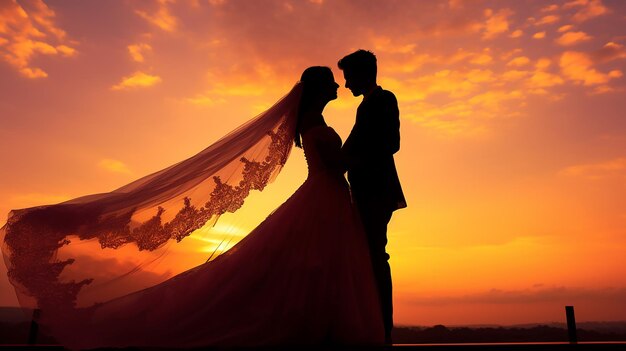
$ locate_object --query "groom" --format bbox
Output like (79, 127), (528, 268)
(338, 50), (406, 344)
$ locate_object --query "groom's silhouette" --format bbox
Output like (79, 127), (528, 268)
(339, 50), (406, 344)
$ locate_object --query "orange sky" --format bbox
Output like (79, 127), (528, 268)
(1, 0), (626, 326)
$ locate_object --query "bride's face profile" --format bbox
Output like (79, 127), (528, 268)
(319, 71), (340, 103)
(295, 66), (339, 147)
(300, 66), (340, 105)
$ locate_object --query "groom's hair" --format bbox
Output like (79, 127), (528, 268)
(338, 50), (377, 80)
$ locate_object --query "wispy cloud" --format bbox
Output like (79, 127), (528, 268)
(135, 0), (177, 32)
(592, 42), (626, 63)
(558, 24), (574, 32)
(565, 0), (609, 23)
(559, 157), (626, 179)
(127, 43), (152, 63)
(184, 94), (226, 106)
(523, 58), (564, 96)
(555, 31), (592, 46)
(560, 51), (622, 86)
(0, 0), (77, 78)
(507, 56), (531, 67)
(98, 158), (132, 174)
(183, 62), (293, 107)
(535, 14), (560, 26)
(111, 71), (162, 90)
(532, 31), (547, 39)
(540, 4), (560, 13)
(370, 35), (417, 55)
(482, 8), (513, 40)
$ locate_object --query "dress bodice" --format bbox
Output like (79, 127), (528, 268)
(301, 125), (343, 177)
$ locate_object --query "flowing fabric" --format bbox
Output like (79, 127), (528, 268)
(1, 83), (302, 315)
(45, 126), (384, 348)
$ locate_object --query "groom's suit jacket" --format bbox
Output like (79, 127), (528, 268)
(342, 86), (407, 212)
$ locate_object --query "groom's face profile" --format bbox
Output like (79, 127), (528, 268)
(342, 69), (365, 97)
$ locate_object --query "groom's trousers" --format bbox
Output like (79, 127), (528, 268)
(355, 201), (394, 341)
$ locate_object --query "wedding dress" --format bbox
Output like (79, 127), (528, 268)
(1, 84), (384, 348)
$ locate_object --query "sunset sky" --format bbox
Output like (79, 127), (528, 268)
(1, 0), (626, 326)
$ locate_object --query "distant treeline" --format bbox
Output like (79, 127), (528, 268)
(2, 321), (626, 345)
(393, 324), (626, 344)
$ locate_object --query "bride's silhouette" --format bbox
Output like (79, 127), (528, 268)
(1, 66), (384, 348)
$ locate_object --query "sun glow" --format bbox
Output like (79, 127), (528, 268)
(190, 222), (248, 254)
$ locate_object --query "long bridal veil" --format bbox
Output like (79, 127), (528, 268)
(1, 83), (303, 317)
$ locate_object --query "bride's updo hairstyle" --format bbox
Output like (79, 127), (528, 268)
(295, 66), (333, 148)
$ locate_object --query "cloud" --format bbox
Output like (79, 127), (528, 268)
(182, 61), (296, 107)
(592, 42), (626, 63)
(402, 100), (484, 136)
(534, 58), (552, 70)
(509, 29), (523, 38)
(564, 0), (609, 23)
(559, 51), (621, 86)
(135, 0), (177, 32)
(111, 71), (162, 90)
(412, 68), (497, 100)
(555, 31), (592, 46)
(468, 49), (493, 65)
(384, 53), (435, 74)
(482, 8), (513, 40)
(558, 24), (574, 32)
(590, 84), (618, 95)
(98, 158), (132, 174)
(507, 56), (530, 67)
(528, 70), (565, 89)
(501, 69), (529, 82)
(467, 89), (524, 112)
(532, 31), (546, 39)
(383, 47), (495, 75)
(184, 94), (226, 106)
(127, 43), (152, 63)
(559, 157), (626, 179)
(540, 4), (560, 13)
(399, 82), (525, 137)
(369, 35), (417, 55)
(524, 57), (564, 92)
(389, 64), (528, 135)
(0, 0), (77, 78)
(535, 15), (560, 26)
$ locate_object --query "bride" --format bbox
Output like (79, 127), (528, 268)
(1, 66), (385, 348)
